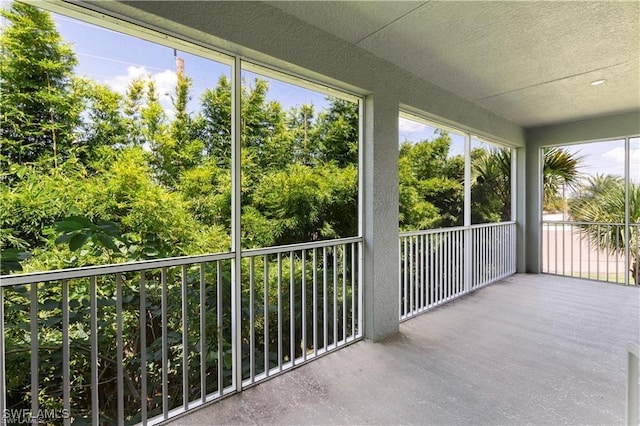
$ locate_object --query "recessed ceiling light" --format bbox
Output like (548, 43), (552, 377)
(590, 79), (606, 86)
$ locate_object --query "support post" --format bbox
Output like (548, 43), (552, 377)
(363, 93), (399, 341)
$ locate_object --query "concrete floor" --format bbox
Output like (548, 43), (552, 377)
(167, 274), (639, 425)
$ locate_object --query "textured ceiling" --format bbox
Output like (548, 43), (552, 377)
(267, 1), (640, 128)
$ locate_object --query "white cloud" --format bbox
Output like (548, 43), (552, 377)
(398, 117), (427, 134)
(599, 146), (640, 183)
(104, 66), (177, 117)
(602, 146), (625, 163)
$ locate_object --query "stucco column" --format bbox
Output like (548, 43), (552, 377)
(525, 140), (542, 273)
(515, 146), (527, 273)
(363, 93), (399, 341)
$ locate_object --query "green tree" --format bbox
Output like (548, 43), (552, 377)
(570, 176), (640, 284)
(76, 78), (128, 168)
(398, 133), (464, 231)
(149, 71), (204, 187)
(198, 75), (232, 167)
(542, 147), (581, 210)
(0, 2), (82, 177)
(315, 98), (358, 167)
(288, 104), (317, 165)
(471, 147), (511, 223)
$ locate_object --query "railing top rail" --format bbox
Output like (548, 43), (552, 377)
(399, 221), (516, 238)
(0, 236), (364, 287)
(542, 220), (638, 227)
(241, 236), (362, 257)
(0, 251), (236, 287)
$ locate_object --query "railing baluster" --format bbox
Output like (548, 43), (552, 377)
(161, 268), (168, 419)
(357, 241), (363, 337)
(199, 263), (206, 403)
(140, 271), (148, 424)
(0, 287), (4, 422)
(301, 250), (307, 361)
(342, 244), (347, 343)
(30, 281), (39, 422)
(409, 236), (414, 314)
(615, 225), (619, 283)
(181, 265), (189, 410)
(290, 251), (295, 365)
(398, 238), (403, 318)
(458, 230), (462, 294)
(403, 237), (408, 316)
(216, 261), (223, 394)
(249, 257), (255, 382)
(430, 234), (434, 306)
(90, 276), (98, 426)
(313, 248), (318, 357)
(351, 243), (356, 339)
(277, 253), (283, 370)
(420, 235), (425, 310)
(333, 246), (338, 347)
(577, 222), (582, 278)
(61, 280), (70, 426)
(418, 235), (423, 309)
(447, 231), (452, 298)
(323, 247), (328, 352)
(598, 225), (617, 281)
(264, 256), (269, 377)
(587, 229), (592, 279)
(116, 273), (125, 425)
(597, 224), (601, 280)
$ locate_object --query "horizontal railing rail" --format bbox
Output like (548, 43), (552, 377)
(0, 237), (363, 425)
(399, 222), (516, 321)
(542, 221), (639, 285)
(0, 252), (236, 287)
(241, 236), (362, 257)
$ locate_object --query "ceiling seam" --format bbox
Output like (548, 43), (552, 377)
(354, 1), (430, 45)
(475, 60), (632, 102)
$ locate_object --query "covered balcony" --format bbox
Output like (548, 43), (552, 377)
(1, 1), (638, 425)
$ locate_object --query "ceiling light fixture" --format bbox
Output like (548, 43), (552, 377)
(590, 79), (606, 86)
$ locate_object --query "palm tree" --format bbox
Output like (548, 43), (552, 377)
(570, 178), (640, 284)
(542, 147), (582, 210)
(471, 147), (512, 222)
(470, 146), (581, 222)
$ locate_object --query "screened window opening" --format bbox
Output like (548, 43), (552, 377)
(398, 116), (465, 231)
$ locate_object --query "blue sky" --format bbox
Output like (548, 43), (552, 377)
(51, 11), (330, 118)
(399, 117), (497, 158)
(400, 116), (639, 184)
(562, 138), (640, 184)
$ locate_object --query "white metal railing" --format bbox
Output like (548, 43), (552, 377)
(399, 222), (516, 321)
(542, 221), (640, 285)
(471, 222), (517, 289)
(0, 237), (362, 425)
(240, 237), (362, 387)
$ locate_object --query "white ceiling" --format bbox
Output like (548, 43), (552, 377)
(267, 1), (640, 128)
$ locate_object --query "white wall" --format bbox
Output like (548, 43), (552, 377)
(527, 111), (640, 148)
